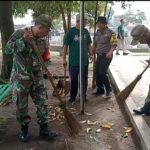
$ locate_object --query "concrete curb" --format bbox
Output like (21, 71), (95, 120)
(108, 66), (150, 150)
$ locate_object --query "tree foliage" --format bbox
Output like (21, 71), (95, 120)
(12, 1), (80, 33)
(12, 1), (109, 32)
(125, 10), (146, 24)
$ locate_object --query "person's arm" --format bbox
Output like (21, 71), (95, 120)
(63, 32), (70, 68)
(86, 32), (93, 61)
(106, 32), (118, 59)
(5, 29), (31, 55)
(63, 45), (68, 68)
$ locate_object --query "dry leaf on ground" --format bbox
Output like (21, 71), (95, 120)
(87, 120), (99, 125)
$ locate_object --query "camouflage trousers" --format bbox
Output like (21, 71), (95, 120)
(145, 85), (150, 103)
(12, 71), (48, 126)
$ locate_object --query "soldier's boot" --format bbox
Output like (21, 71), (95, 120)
(39, 123), (58, 140)
(19, 124), (29, 142)
(133, 102), (150, 115)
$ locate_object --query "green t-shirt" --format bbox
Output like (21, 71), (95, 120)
(117, 24), (125, 39)
(64, 27), (92, 66)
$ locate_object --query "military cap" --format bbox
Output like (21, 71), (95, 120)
(96, 16), (107, 24)
(130, 25), (146, 45)
(34, 14), (52, 29)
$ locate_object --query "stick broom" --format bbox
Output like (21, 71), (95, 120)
(116, 64), (150, 103)
(29, 39), (82, 136)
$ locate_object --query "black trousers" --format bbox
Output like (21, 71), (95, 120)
(69, 65), (88, 99)
(95, 53), (112, 93)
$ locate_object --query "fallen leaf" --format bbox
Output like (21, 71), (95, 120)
(108, 122), (114, 126)
(123, 127), (133, 133)
(122, 132), (128, 138)
(84, 112), (92, 116)
(94, 137), (99, 142)
(101, 122), (113, 129)
(96, 129), (101, 133)
(86, 128), (92, 133)
(80, 120), (87, 124)
(60, 122), (64, 125)
(55, 107), (61, 112)
(108, 145), (112, 149)
(89, 135), (93, 139)
(70, 108), (76, 111)
(87, 120), (98, 125)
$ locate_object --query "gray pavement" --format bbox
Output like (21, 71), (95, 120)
(109, 51), (150, 150)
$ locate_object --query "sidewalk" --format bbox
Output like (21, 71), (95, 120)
(109, 52), (150, 150)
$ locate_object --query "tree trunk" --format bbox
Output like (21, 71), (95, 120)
(67, 6), (71, 31)
(59, 4), (67, 34)
(0, 1), (14, 80)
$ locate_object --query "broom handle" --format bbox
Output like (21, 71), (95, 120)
(64, 66), (66, 89)
(29, 39), (63, 102)
(139, 64), (150, 77)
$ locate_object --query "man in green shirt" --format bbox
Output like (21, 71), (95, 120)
(116, 19), (128, 55)
(63, 14), (92, 104)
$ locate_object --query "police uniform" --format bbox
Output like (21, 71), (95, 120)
(93, 16), (117, 96)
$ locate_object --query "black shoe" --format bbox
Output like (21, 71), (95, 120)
(123, 52), (129, 55)
(19, 125), (29, 142)
(68, 98), (76, 105)
(40, 124), (58, 140)
(133, 104), (150, 115)
(92, 91), (104, 96)
(133, 107), (145, 115)
(116, 52), (120, 55)
(105, 91), (113, 98)
(69, 98), (75, 102)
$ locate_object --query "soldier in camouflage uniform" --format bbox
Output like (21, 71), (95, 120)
(5, 14), (58, 142)
(131, 25), (150, 115)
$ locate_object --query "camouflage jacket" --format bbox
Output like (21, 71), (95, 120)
(5, 27), (47, 82)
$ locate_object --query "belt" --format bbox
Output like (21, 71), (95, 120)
(97, 53), (106, 56)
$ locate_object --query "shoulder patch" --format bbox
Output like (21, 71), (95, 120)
(110, 32), (117, 45)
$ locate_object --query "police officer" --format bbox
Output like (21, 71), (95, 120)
(131, 25), (150, 115)
(92, 16), (117, 97)
(5, 14), (58, 142)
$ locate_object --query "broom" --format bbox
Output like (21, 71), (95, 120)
(116, 64), (150, 103)
(29, 39), (82, 136)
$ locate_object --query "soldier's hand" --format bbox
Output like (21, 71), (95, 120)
(145, 59), (150, 65)
(23, 30), (33, 43)
(43, 69), (52, 77)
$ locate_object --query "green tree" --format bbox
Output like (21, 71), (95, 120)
(0, 1), (14, 80)
(84, 1), (109, 30)
(125, 10), (146, 24)
(0, 1), (127, 80)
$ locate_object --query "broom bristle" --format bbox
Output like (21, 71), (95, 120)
(63, 108), (82, 136)
(116, 75), (141, 102)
